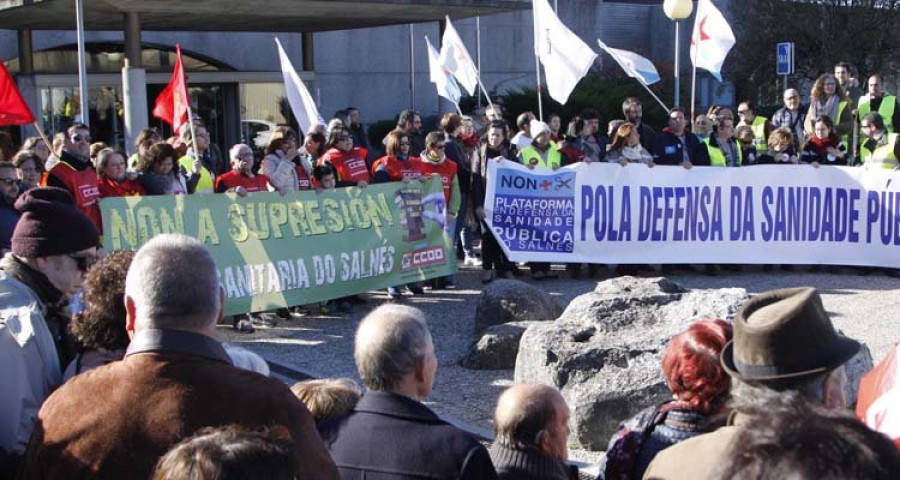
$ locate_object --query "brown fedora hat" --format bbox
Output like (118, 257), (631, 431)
(721, 287), (860, 381)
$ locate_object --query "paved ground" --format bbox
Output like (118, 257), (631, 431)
(219, 264), (900, 461)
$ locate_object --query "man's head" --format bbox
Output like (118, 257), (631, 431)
(425, 131), (446, 158)
(229, 144), (255, 174)
(65, 123), (91, 159)
(0, 161), (19, 205)
(354, 304), (436, 400)
(693, 114), (712, 136)
(783, 88), (801, 111)
(494, 384), (571, 462)
(868, 74), (884, 98)
(516, 112), (536, 135)
(346, 107), (361, 127)
(397, 109), (422, 134)
(834, 62), (853, 86)
(715, 119), (735, 141)
(722, 287), (860, 408)
(737, 102), (756, 124)
(530, 120), (551, 148)
(862, 112), (886, 140)
(124, 234), (223, 338)
(486, 104), (504, 122)
(180, 125), (210, 153)
(12, 187), (100, 296)
(580, 109), (600, 134)
(623, 97), (643, 124)
(668, 108), (687, 136)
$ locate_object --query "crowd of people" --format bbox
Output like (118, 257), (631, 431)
(1, 60), (900, 479)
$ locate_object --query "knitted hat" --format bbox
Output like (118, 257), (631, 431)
(530, 120), (551, 139)
(12, 187), (100, 258)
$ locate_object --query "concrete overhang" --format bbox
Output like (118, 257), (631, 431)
(0, 0), (529, 31)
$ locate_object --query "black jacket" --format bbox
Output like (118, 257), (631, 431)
(652, 129), (710, 166)
(318, 391), (498, 480)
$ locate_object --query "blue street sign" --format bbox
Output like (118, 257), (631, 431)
(777, 42), (794, 75)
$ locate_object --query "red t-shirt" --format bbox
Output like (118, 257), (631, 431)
(98, 177), (146, 198)
(371, 155), (423, 182)
(214, 171), (270, 193)
(417, 159), (457, 204)
(322, 148), (370, 184)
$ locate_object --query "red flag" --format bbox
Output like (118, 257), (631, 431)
(0, 61), (35, 126)
(152, 44), (190, 134)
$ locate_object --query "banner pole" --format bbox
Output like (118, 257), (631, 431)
(31, 122), (53, 157)
(640, 82), (670, 114)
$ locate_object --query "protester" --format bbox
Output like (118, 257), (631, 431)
(18, 234), (339, 479)
(858, 74), (900, 134)
(604, 319), (732, 480)
(128, 127), (163, 170)
(0, 162), (20, 251)
(0, 188), (99, 474)
(800, 115), (848, 166)
(261, 127), (302, 194)
(11, 151), (42, 192)
(858, 112), (900, 169)
(138, 142), (199, 195)
(20, 137), (50, 167)
(215, 144), (270, 196)
(472, 120), (517, 283)
(178, 124), (216, 194)
(734, 124), (757, 164)
(291, 378), (362, 422)
(393, 109), (425, 155)
(653, 108), (710, 167)
(804, 73), (853, 148)
(511, 112), (536, 152)
(834, 61), (863, 107)
(692, 115), (712, 141)
(346, 107), (371, 161)
(63, 250), (134, 381)
(755, 127), (799, 165)
(490, 384), (578, 480)
(41, 122), (102, 230)
(547, 113), (563, 142)
(718, 396), (900, 479)
(645, 287), (862, 479)
(322, 126), (370, 187)
(580, 108), (608, 160)
(606, 122), (654, 165)
(442, 113), (479, 266)
(96, 148), (145, 197)
(771, 88), (806, 151)
(318, 304), (498, 479)
(736, 101), (772, 152)
(418, 131), (461, 288)
(89, 141), (109, 167)
(153, 425), (300, 480)
(569, 116), (603, 163)
(705, 118), (742, 167)
(300, 131), (325, 189)
(623, 97), (656, 151)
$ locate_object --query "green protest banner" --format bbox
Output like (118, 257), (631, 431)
(100, 176), (456, 315)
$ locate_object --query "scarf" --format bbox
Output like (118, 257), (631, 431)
(806, 134), (839, 155)
(620, 145), (645, 162)
(422, 150), (445, 164)
(812, 95), (841, 123)
(462, 134), (479, 149)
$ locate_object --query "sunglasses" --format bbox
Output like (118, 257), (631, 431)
(68, 253), (97, 272)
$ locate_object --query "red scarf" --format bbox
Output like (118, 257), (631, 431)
(806, 135), (839, 155)
(462, 134), (479, 149)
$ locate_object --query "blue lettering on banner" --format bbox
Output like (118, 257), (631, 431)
(493, 168), (575, 252)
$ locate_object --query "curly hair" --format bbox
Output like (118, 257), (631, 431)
(68, 251), (135, 352)
(810, 73), (845, 102)
(138, 142), (178, 175)
(662, 318), (733, 415)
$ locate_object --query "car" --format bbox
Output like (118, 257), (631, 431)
(241, 119), (277, 150)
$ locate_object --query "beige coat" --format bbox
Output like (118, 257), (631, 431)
(642, 413), (746, 480)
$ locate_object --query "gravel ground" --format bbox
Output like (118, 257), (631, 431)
(219, 263), (900, 463)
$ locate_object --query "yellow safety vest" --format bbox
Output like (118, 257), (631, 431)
(179, 154), (215, 193)
(860, 133), (900, 169)
(520, 141), (562, 169)
(749, 116), (768, 150)
(837, 100), (850, 150)
(858, 95), (896, 133)
(704, 137), (743, 167)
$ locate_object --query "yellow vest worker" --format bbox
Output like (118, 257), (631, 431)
(858, 94), (897, 133)
(860, 132), (900, 169)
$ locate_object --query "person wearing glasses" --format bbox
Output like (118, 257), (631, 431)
(215, 144), (270, 196)
(418, 131), (461, 289)
(804, 74), (853, 151)
(858, 112), (900, 169)
(0, 187), (100, 475)
(41, 123), (102, 231)
(771, 89), (807, 152)
(0, 162), (20, 252)
(321, 127), (370, 188)
(736, 102), (773, 153)
(800, 116), (848, 166)
(261, 127), (301, 195)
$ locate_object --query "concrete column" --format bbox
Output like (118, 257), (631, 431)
(302, 32), (314, 71)
(17, 29), (33, 74)
(124, 12), (142, 68)
(16, 29), (39, 137)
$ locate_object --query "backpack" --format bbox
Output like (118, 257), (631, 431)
(604, 403), (674, 480)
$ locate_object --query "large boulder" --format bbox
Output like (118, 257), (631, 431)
(515, 276), (748, 451)
(461, 321), (543, 370)
(474, 279), (563, 336)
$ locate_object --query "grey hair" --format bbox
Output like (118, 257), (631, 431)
(229, 143), (252, 160)
(354, 304), (432, 392)
(125, 234), (221, 331)
(494, 384), (563, 450)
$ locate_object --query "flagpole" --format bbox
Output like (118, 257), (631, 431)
(75, 0), (89, 127)
(638, 82), (670, 114)
(532, 0), (544, 121)
(454, 103), (463, 115)
(31, 122), (53, 157)
(477, 78), (494, 111)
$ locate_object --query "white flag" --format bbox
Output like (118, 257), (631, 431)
(439, 17), (479, 96)
(597, 40), (660, 85)
(533, 0), (598, 104)
(426, 36), (462, 105)
(275, 38), (323, 135)
(690, 0), (736, 81)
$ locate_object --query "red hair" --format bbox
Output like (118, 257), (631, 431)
(662, 319), (733, 415)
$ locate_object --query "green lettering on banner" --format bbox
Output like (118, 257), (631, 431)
(99, 177), (455, 315)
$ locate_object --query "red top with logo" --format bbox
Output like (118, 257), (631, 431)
(371, 155), (423, 182)
(98, 177), (146, 198)
(321, 147), (370, 184)
(417, 158), (457, 204)
(296, 164), (313, 190)
(45, 162), (102, 230)
(214, 171), (270, 193)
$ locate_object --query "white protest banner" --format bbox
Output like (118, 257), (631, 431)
(485, 160), (900, 267)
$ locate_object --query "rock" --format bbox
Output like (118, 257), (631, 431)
(461, 321), (543, 370)
(844, 340), (874, 408)
(474, 279), (563, 336)
(515, 276), (749, 451)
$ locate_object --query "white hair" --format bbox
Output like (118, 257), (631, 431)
(125, 234), (221, 331)
(354, 304), (432, 392)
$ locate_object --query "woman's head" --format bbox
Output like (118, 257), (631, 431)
(460, 116), (475, 139)
(135, 127), (162, 155)
(22, 136), (50, 162)
(812, 73), (843, 101)
(441, 113), (462, 137)
(68, 251), (135, 353)
(96, 148), (127, 181)
(609, 122), (637, 151)
(141, 142), (178, 175)
(11, 150), (42, 189)
(486, 120), (507, 148)
(734, 125), (755, 146)
(767, 127), (794, 153)
(385, 130), (410, 157)
(325, 127), (353, 152)
(813, 115), (837, 141)
(264, 126), (298, 157)
(303, 132), (326, 158)
(662, 318), (733, 415)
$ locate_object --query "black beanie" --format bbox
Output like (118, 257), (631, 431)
(12, 187), (101, 258)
